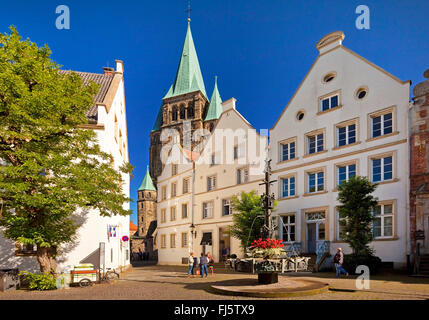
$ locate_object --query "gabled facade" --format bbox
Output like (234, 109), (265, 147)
(270, 31), (410, 269)
(0, 61), (131, 273)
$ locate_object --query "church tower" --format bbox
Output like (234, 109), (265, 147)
(131, 166), (157, 259)
(149, 20), (223, 183)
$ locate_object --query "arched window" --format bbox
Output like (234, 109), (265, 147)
(187, 103), (194, 119)
(172, 105), (178, 122)
(180, 104), (186, 119)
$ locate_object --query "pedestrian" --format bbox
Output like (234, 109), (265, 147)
(187, 252), (195, 277)
(333, 248), (349, 278)
(207, 252), (214, 275)
(193, 255), (198, 275)
(200, 253), (208, 277)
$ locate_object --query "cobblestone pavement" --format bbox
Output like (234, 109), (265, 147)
(1, 264), (429, 300)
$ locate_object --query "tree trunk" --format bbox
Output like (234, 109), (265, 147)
(36, 247), (57, 274)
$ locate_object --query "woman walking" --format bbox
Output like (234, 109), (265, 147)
(207, 252), (215, 275)
(187, 252), (195, 277)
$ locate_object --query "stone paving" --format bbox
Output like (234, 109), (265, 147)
(1, 264), (429, 300)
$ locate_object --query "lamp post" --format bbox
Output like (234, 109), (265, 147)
(260, 158), (276, 239)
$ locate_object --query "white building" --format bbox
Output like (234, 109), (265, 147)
(0, 61), (131, 273)
(270, 31), (411, 269)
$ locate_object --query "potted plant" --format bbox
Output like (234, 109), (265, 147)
(250, 238), (285, 284)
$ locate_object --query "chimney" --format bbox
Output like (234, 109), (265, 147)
(103, 67), (114, 76)
(115, 60), (124, 74)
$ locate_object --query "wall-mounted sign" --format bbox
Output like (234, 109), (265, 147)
(122, 235), (129, 242)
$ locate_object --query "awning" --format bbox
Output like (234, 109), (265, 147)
(200, 232), (212, 246)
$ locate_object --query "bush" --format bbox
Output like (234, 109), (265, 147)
(19, 271), (57, 291)
(342, 254), (382, 275)
(230, 254), (237, 259)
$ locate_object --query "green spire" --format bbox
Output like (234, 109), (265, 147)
(204, 76), (222, 121)
(163, 22), (207, 99)
(138, 166), (156, 191)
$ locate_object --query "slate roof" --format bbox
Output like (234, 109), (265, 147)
(60, 70), (114, 123)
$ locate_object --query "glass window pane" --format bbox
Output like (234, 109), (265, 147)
(322, 99), (329, 111)
(373, 218), (381, 237)
(331, 95), (338, 108)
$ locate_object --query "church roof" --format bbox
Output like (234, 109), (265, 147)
(163, 23), (207, 100)
(204, 77), (222, 121)
(138, 166), (156, 191)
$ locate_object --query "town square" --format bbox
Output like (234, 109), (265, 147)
(0, 0), (429, 313)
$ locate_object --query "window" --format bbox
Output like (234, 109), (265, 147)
(280, 141), (296, 162)
(183, 178), (190, 194)
(222, 199), (232, 216)
(180, 105), (186, 119)
(202, 201), (214, 219)
(322, 72), (336, 83)
(181, 233), (188, 247)
(182, 203), (188, 219)
(371, 113), (393, 138)
(371, 155), (393, 182)
(372, 203), (394, 238)
(187, 104), (194, 119)
(308, 171), (324, 193)
(356, 87), (368, 100)
(336, 209), (347, 241)
(161, 235), (166, 248)
(320, 93), (339, 112)
(337, 163), (356, 186)
(171, 182), (177, 197)
(281, 176), (296, 198)
(337, 124), (356, 147)
(281, 215), (295, 242)
(307, 133), (324, 154)
(207, 176), (216, 191)
(161, 186), (167, 200)
(296, 111), (305, 121)
(237, 168), (249, 184)
(172, 164), (178, 176)
(161, 209), (166, 223)
(170, 234), (176, 248)
(172, 106), (178, 122)
(233, 146), (238, 159)
(170, 207), (176, 221)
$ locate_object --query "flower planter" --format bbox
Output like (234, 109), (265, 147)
(257, 272), (278, 284)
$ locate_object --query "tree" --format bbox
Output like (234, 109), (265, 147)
(229, 191), (277, 250)
(337, 176), (378, 256)
(0, 27), (133, 273)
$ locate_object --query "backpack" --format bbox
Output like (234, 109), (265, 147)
(333, 253), (341, 264)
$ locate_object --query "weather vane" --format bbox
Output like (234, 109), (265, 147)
(185, 0), (192, 23)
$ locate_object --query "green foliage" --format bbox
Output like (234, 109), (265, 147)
(19, 271), (57, 291)
(0, 27), (133, 270)
(337, 176), (378, 256)
(229, 191), (277, 250)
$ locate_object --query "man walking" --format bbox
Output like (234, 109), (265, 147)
(200, 253), (208, 277)
(333, 248), (349, 277)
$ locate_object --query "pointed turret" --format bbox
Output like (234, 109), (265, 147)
(163, 22), (207, 99)
(138, 166), (156, 191)
(204, 76), (223, 121)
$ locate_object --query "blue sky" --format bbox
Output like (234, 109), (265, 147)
(1, 0), (428, 224)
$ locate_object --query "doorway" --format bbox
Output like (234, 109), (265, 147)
(219, 227), (231, 262)
(306, 211), (326, 253)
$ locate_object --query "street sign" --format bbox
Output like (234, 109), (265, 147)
(122, 235), (129, 242)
